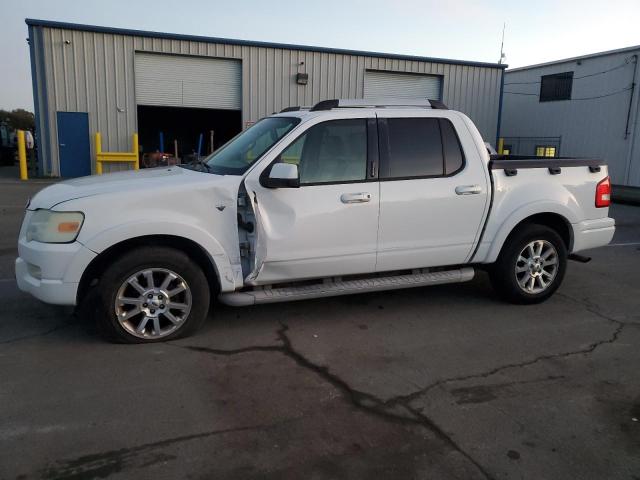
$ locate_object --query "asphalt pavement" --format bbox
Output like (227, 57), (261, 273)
(1, 178), (639, 479)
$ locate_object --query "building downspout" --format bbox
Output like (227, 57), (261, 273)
(624, 55), (637, 139)
(33, 24), (52, 176)
(624, 54), (639, 185)
(495, 67), (506, 148)
(27, 25), (45, 176)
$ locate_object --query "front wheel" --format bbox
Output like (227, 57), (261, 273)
(489, 224), (568, 304)
(93, 247), (211, 343)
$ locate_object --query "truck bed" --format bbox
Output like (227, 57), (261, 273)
(470, 155), (612, 264)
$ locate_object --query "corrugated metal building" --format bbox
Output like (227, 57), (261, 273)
(26, 18), (507, 177)
(501, 46), (640, 188)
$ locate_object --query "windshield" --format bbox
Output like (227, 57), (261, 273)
(202, 117), (300, 175)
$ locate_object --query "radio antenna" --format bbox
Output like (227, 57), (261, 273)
(499, 22), (506, 64)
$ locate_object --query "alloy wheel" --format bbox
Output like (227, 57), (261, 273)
(114, 268), (192, 339)
(514, 240), (559, 294)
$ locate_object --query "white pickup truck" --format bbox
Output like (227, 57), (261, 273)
(16, 99), (615, 343)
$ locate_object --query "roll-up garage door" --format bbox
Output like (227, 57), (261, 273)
(364, 70), (442, 101)
(135, 53), (241, 110)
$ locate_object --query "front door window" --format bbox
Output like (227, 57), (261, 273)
(279, 119), (367, 184)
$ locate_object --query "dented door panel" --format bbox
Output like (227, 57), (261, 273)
(243, 183), (379, 285)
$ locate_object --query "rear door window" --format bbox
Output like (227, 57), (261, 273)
(382, 118), (442, 178)
(380, 117), (464, 179)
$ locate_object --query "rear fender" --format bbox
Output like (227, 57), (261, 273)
(482, 202), (576, 263)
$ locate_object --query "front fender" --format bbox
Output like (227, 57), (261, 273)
(80, 221), (238, 292)
(481, 201), (576, 263)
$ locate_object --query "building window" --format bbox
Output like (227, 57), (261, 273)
(539, 72), (573, 102)
(535, 145), (557, 157)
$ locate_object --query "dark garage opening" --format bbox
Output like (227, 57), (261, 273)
(137, 105), (242, 167)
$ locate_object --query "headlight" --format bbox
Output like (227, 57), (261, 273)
(26, 210), (84, 243)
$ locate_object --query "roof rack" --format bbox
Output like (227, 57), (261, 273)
(309, 98), (448, 111)
(279, 106), (312, 113)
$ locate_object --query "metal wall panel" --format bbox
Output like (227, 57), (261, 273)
(134, 53), (241, 109)
(31, 24), (503, 175)
(502, 49), (640, 187)
(364, 70), (442, 100)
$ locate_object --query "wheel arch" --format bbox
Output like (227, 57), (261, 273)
(486, 211), (573, 263)
(507, 212), (572, 248)
(77, 235), (221, 306)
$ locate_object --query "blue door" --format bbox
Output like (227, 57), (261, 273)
(57, 112), (91, 177)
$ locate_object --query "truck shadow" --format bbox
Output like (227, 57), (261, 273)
(0, 272), (502, 345)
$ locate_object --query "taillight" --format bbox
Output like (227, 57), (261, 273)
(595, 176), (611, 208)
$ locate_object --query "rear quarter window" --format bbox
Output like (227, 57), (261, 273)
(440, 119), (465, 174)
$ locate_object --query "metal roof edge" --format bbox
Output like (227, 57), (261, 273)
(507, 44), (640, 73)
(25, 18), (508, 69)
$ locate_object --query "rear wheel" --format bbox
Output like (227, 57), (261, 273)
(93, 247), (210, 343)
(489, 224), (567, 304)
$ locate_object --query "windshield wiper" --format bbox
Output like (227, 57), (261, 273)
(182, 158), (211, 173)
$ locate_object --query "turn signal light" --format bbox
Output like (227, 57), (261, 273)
(58, 221), (81, 233)
(595, 176), (611, 208)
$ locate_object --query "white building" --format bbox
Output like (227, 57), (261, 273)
(501, 46), (640, 189)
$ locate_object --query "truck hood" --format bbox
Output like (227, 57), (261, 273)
(29, 167), (226, 210)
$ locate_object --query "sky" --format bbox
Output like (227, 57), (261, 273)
(2, 0), (640, 111)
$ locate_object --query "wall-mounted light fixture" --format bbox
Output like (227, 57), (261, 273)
(296, 73), (308, 85)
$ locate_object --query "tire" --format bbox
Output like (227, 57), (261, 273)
(91, 247), (211, 343)
(489, 224), (567, 304)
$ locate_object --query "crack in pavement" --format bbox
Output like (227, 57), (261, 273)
(385, 294), (629, 409)
(173, 323), (496, 480)
(557, 291), (640, 326)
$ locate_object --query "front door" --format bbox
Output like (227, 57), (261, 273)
(244, 115), (379, 285)
(57, 112), (91, 177)
(375, 111), (489, 272)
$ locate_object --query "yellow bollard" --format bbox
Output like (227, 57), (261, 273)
(95, 132), (103, 175)
(17, 130), (28, 180)
(133, 133), (139, 170)
(497, 137), (505, 155)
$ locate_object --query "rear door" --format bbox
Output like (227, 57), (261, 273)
(376, 110), (488, 271)
(244, 113), (380, 285)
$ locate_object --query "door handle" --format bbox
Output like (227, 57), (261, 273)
(59, 143), (66, 147)
(341, 192), (371, 204)
(455, 185), (482, 195)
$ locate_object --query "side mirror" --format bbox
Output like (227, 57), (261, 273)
(261, 163), (300, 188)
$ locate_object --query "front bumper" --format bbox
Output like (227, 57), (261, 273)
(572, 217), (616, 253)
(15, 239), (97, 305)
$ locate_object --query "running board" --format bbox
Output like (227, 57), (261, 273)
(218, 267), (475, 306)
